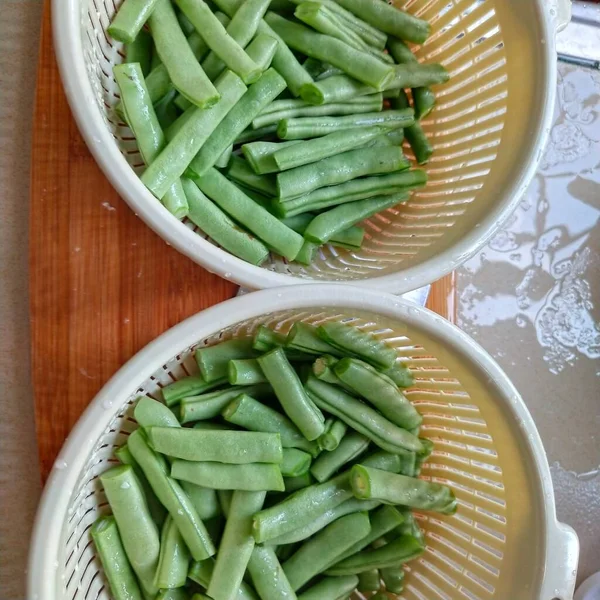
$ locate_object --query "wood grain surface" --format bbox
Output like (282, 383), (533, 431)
(30, 0), (455, 482)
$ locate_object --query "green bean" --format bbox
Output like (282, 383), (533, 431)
(302, 57), (328, 79)
(318, 419), (349, 452)
(282, 512), (371, 590)
(172, 460), (285, 491)
(125, 30), (152, 76)
(154, 90), (179, 132)
(295, 2), (392, 64)
(277, 109), (413, 139)
(248, 545), (297, 600)
(414, 438), (433, 475)
(190, 69), (287, 176)
(157, 589), (190, 600)
(299, 75), (373, 105)
(331, 506), (405, 565)
(313, 356), (345, 387)
(284, 472), (314, 493)
(292, 242), (316, 265)
(196, 338), (256, 382)
(304, 192), (408, 244)
(191, 595), (211, 600)
(297, 575), (359, 600)
(208, 490), (266, 600)
(108, 0), (160, 44)
(114, 63), (189, 219)
(358, 568), (381, 592)
(128, 430), (216, 561)
(273, 125), (385, 171)
(253, 325), (287, 352)
(100, 466), (160, 597)
(217, 489), (233, 517)
(236, 124), (279, 144)
(395, 510), (424, 545)
(90, 516), (144, 600)
(222, 394), (319, 455)
(114, 445), (167, 527)
(370, 592), (389, 600)
(162, 374), (227, 406)
(397, 451), (417, 477)
(189, 558), (259, 600)
(286, 322), (342, 356)
(281, 448), (312, 477)
(178, 10), (196, 35)
(215, 144), (233, 168)
(334, 0), (430, 44)
(193, 169), (304, 260)
(387, 63), (449, 90)
(327, 534), (424, 575)
(134, 396), (180, 429)
(227, 156), (278, 196)
(154, 515), (190, 589)
(351, 465), (457, 514)
(252, 94), (383, 129)
(184, 179), (270, 266)
(149, 0), (219, 108)
(393, 91), (433, 165)
(176, 0), (261, 84)
(141, 70), (246, 199)
(257, 348), (325, 441)
(381, 566), (405, 593)
(305, 376), (423, 453)
(199, 0), (272, 82)
(242, 141), (302, 174)
(265, 13), (394, 90)
(181, 479), (221, 520)
(246, 33), (279, 72)
(148, 427), (283, 463)
(266, 497), (379, 546)
(311, 432), (369, 482)
(180, 384), (272, 423)
(334, 358), (421, 430)
(228, 359), (267, 385)
(275, 169), (426, 217)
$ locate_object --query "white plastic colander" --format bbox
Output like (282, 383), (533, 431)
(28, 285), (578, 600)
(53, 0), (570, 293)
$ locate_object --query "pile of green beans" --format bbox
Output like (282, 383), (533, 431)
(108, 0), (448, 267)
(93, 321), (455, 599)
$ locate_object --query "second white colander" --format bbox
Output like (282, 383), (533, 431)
(52, 0), (570, 293)
(28, 285), (578, 600)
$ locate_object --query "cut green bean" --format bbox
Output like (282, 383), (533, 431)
(318, 418), (349, 452)
(246, 33), (279, 71)
(381, 566), (405, 593)
(304, 192), (408, 244)
(284, 472), (314, 493)
(236, 124), (280, 144)
(334, 358), (422, 429)
(142, 70), (246, 199)
(311, 431), (369, 482)
(248, 545), (297, 600)
(184, 179), (270, 266)
(108, 0), (160, 44)
(281, 448), (312, 477)
(393, 91), (433, 164)
(154, 89), (179, 132)
(327, 534), (424, 575)
(147, 427), (283, 463)
(162, 374), (227, 406)
(257, 348), (325, 441)
(242, 140), (302, 174)
(157, 589), (190, 600)
(313, 356), (345, 387)
(135, 396), (180, 429)
(277, 146), (405, 200)
(297, 575), (359, 600)
(190, 68), (287, 176)
(351, 465), (457, 514)
(100, 466), (160, 597)
(128, 429), (216, 561)
(150, 0), (219, 108)
(300, 74), (376, 105)
(222, 394), (319, 455)
(199, 0), (272, 82)
(176, 0), (261, 84)
(306, 376), (423, 453)
(180, 384), (272, 423)
(273, 125), (386, 171)
(227, 156), (278, 196)
(228, 359), (267, 385)
(286, 322), (342, 356)
(282, 512), (371, 590)
(196, 338), (256, 382)
(387, 62), (449, 90)
(90, 516), (144, 600)
(334, 0), (430, 44)
(193, 169), (304, 260)
(253, 325), (287, 352)
(189, 559), (259, 599)
(114, 445), (167, 527)
(154, 515), (191, 589)
(358, 568), (381, 592)
(125, 30), (152, 76)
(215, 144), (233, 168)
(208, 490), (267, 600)
(172, 460), (285, 491)
(277, 109), (413, 139)
(181, 479), (221, 520)
(265, 13), (394, 90)
(252, 94), (383, 129)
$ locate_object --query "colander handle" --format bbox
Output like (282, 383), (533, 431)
(550, 0), (572, 33)
(540, 521), (579, 599)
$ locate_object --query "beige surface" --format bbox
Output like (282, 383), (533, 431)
(0, 1), (43, 598)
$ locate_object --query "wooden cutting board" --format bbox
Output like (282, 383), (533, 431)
(30, 0), (455, 483)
